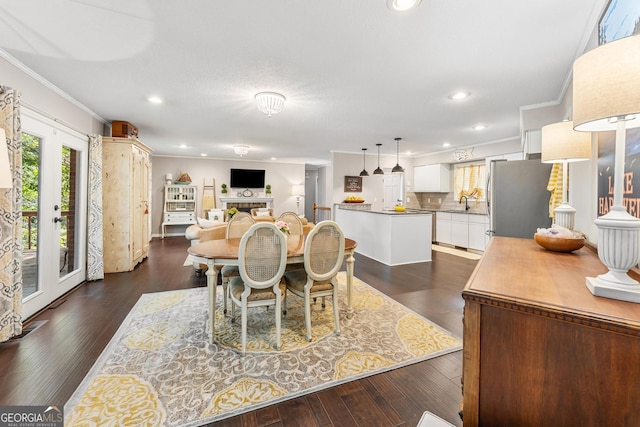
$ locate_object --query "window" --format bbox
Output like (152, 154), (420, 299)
(454, 163), (486, 200)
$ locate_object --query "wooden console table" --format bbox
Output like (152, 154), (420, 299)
(462, 237), (640, 427)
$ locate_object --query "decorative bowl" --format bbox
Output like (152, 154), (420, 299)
(534, 233), (585, 253)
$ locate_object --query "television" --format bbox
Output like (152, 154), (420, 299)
(230, 168), (265, 189)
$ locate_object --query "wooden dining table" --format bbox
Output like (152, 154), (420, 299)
(188, 235), (357, 344)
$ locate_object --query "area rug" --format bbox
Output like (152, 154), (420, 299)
(64, 272), (461, 426)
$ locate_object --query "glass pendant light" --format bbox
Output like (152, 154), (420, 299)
(391, 137), (404, 173)
(359, 148), (369, 176)
(373, 143), (384, 175)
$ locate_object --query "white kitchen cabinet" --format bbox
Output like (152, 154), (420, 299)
(414, 164), (450, 192)
(451, 213), (469, 247)
(436, 212), (452, 245)
(468, 214), (489, 251)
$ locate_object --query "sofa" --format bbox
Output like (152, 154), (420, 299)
(185, 214), (314, 244)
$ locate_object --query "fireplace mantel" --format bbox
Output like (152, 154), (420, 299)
(220, 197), (273, 210)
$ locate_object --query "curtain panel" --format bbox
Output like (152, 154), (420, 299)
(0, 86), (22, 342)
(87, 135), (104, 280)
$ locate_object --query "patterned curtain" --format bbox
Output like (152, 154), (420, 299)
(0, 86), (23, 342)
(87, 135), (104, 280)
(454, 164), (486, 202)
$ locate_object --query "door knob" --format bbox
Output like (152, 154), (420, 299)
(54, 217), (64, 223)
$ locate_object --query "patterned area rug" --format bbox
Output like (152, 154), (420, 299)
(64, 272), (461, 426)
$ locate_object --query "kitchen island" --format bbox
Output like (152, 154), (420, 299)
(334, 204), (432, 266)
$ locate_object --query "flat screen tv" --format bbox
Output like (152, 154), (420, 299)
(230, 168), (265, 189)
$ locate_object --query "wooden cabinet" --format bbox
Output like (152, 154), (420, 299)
(102, 137), (152, 273)
(462, 237), (640, 426)
(414, 164), (450, 192)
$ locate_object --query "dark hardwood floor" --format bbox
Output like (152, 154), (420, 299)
(0, 237), (478, 427)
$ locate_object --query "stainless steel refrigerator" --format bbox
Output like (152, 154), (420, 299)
(486, 159), (553, 238)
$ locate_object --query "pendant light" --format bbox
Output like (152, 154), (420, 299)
(391, 137), (404, 173)
(359, 148), (369, 176)
(373, 143), (384, 175)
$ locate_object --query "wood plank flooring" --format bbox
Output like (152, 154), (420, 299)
(0, 237), (478, 427)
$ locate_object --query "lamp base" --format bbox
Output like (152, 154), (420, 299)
(554, 203), (576, 230)
(586, 206), (640, 303)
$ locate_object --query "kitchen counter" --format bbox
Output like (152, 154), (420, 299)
(335, 205), (432, 265)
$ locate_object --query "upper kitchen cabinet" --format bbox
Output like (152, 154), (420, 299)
(414, 164), (450, 192)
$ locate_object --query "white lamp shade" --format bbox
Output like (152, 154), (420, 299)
(0, 128), (12, 188)
(573, 35), (640, 132)
(541, 121), (592, 163)
(291, 184), (304, 196)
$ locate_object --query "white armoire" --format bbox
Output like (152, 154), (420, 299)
(101, 137), (152, 273)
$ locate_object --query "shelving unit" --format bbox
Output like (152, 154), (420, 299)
(162, 184), (197, 238)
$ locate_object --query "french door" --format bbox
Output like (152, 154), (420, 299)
(21, 110), (88, 319)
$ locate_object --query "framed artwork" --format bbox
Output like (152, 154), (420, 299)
(344, 176), (362, 192)
(599, 0), (640, 45)
(597, 128), (640, 218)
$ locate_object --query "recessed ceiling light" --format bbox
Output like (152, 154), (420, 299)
(472, 124), (487, 130)
(148, 96), (163, 104)
(386, 0), (422, 11)
(449, 91), (470, 100)
(443, 142), (451, 147)
(179, 144), (188, 149)
(271, 157), (277, 160)
(200, 153), (207, 157)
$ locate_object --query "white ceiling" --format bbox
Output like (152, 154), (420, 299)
(0, 0), (605, 164)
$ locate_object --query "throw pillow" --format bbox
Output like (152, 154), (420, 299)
(198, 217), (219, 229)
(255, 211), (270, 217)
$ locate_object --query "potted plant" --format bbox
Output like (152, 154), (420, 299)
(227, 207), (238, 218)
(221, 183), (228, 194)
(265, 184), (271, 195)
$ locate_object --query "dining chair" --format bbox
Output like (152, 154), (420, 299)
(278, 211), (304, 270)
(221, 212), (256, 313)
(283, 220), (345, 342)
(229, 222), (288, 354)
(277, 211), (303, 236)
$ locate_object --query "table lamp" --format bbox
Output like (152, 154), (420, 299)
(541, 120), (591, 230)
(292, 184), (305, 216)
(572, 34), (640, 303)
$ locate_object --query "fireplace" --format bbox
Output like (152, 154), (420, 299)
(220, 197), (273, 213)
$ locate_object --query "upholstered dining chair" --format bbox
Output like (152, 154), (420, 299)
(277, 211), (304, 270)
(229, 222), (288, 354)
(221, 212), (256, 313)
(250, 207), (274, 218)
(283, 220), (345, 342)
(277, 211), (303, 236)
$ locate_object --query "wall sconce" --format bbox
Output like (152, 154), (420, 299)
(0, 128), (12, 188)
(572, 34), (640, 303)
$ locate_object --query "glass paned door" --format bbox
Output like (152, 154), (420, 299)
(21, 110), (88, 319)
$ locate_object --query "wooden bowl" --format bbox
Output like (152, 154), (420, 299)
(534, 233), (585, 253)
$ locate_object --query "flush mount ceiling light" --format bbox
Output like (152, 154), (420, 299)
(373, 143), (384, 175)
(386, 0), (422, 11)
(448, 91), (470, 100)
(391, 137), (405, 173)
(255, 92), (286, 117)
(233, 145), (250, 156)
(359, 148), (369, 177)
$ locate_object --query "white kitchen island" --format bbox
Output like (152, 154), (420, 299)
(334, 205), (432, 266)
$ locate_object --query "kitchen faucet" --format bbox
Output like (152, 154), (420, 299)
(459, 195), (470, 211)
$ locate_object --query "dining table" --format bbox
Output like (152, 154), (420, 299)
(188, 234), (358, 344)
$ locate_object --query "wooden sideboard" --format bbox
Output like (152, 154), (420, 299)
(462, 237), (640, 427)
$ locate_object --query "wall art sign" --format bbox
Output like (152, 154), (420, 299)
(344, 176), (362, 192)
